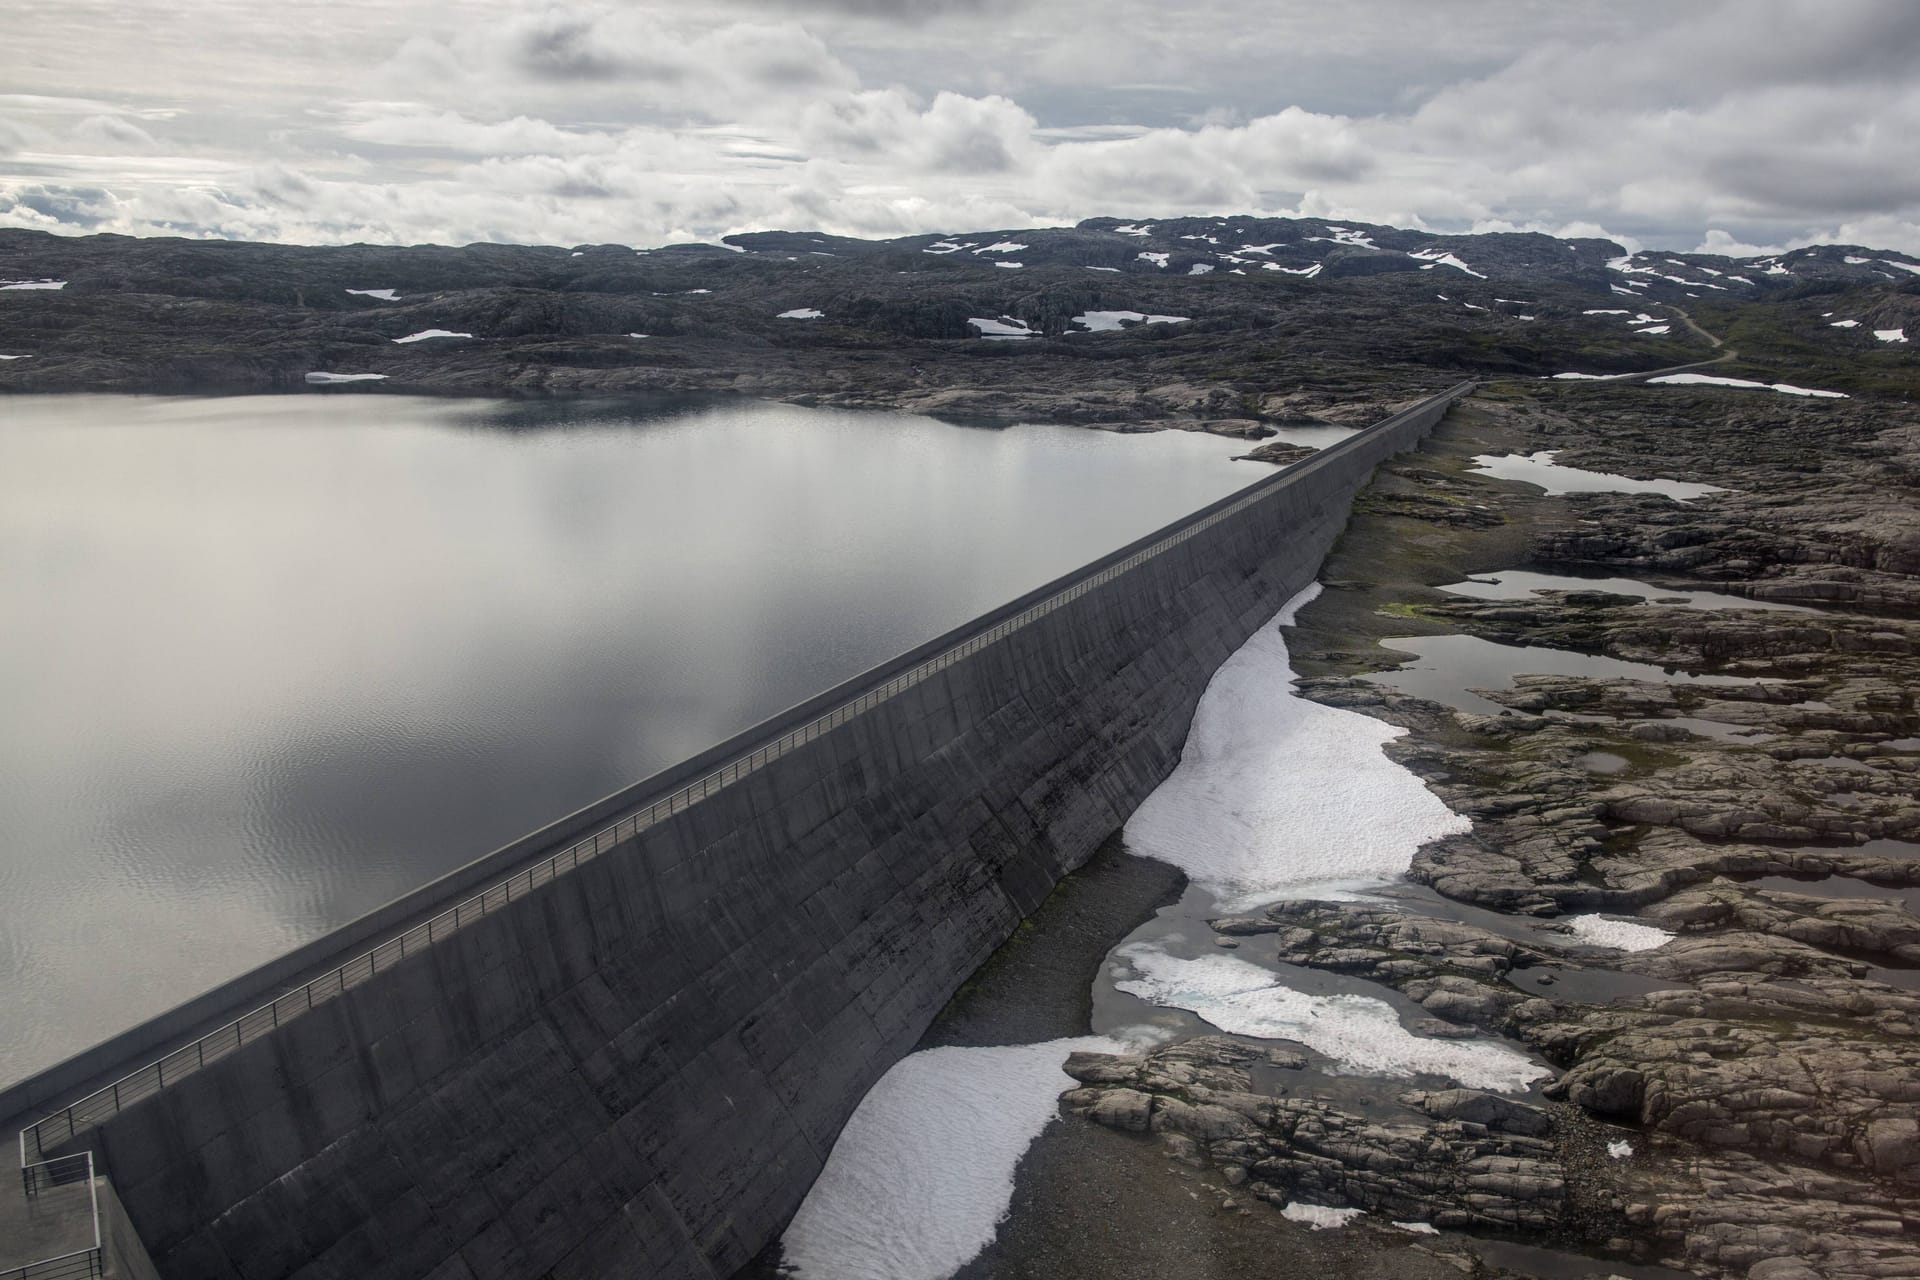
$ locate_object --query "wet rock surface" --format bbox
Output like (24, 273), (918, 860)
(1143, 385), (1920, 1277)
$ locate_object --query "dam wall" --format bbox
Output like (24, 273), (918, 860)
(23, 382), (1473, 1280)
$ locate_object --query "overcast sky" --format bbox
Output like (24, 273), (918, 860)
(3, 0), (1918, 254)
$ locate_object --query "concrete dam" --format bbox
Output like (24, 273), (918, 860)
(5, 382), (1473, 1280)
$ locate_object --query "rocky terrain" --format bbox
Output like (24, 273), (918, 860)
(1061, 379), (1920, 1278)
(9, 216), (1920, 1280)
(3, 215), (1918, 422)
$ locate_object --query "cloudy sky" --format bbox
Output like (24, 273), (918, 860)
(3, 0), (1918, 254)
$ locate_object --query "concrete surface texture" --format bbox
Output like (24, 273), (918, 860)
(30, 383), (1470, 1280)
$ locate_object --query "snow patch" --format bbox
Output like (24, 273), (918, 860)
(1563, 916), (1674, 952)
(626, 333), (649, 339)
(967, 315), (1034, 339)
(1875, 328), (1908, 344)
(1085, 266), (1120, 273)
(777, 308), (824, 320)
(973, 241), (1027, 255)
(1410, 249), (1486, 278)
(994, 261), (1025, 269)
(1550, 372), (1608, 380)
(1113, 949), (1547, 1090)
(392, 329), (472, 343)
(1830, 319), (1861, 328)
(304, 372), (388, 384)
(781, 1038), (1121, 1280)
(1138, 252), (1170, 268)
(1609, 1140), (1635, 1160)
(0, 279), (67, 290)
(344, 288), (399, 301)
(1282, 1203), (1363, 1230)
(1394, 1221), (1442, 1235)
(1113, 223), (1154, 237)
(1648, 374), (1848, 399)
(1124, 585), (1471, 902)
(0, 353), (31, 359)
(1634, 324), (1671, 336)
(1188, 263), (1215, 275)
(922, 240), (971, 255)
(1583, 309), (1630, 316)
(1264, 262), (1322, 278)
(1070, 310), (1191, 332)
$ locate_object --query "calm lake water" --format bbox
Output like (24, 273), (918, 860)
(0, 393), (1280, 1087)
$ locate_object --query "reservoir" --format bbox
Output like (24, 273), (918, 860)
(0, 393), (1283, 1088)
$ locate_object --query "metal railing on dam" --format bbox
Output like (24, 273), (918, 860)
(16, 379), (1474, 1167)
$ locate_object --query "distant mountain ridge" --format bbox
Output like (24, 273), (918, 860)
(1, 215), (1913, 405)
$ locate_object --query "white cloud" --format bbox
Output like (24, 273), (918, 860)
(0, 0), (1915, 253)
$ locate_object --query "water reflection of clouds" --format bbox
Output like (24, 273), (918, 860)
(0, 394), (1252, 1085)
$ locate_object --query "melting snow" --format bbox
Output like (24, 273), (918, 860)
(344, 288), (400, 301)
(1086, 266), (1120, 273)
(1264, 263), (1322, 278)
(1238, 243), (1283, 255)
(1845, 256), (1872, 265)
(967, 316), (1034, 338)
(1831, 319), (1861, 328)
(1138, 252), (1170, 268)
(0, 279), (67, 290)
(1282, 1203), (1363, 1230)
(626, 333), (649, 339)
(995, 262), (1025, 269)
(1125, 585), (1470, 900)
(1114, 949), (1547, 1091)
(1875, 328), (1908, 344)
(1550, 372), (1608, 380)
(1583, 309), (1630, 316)
(1113, 223), (1154, 236)
(1648, 374), (1848, 399)
(1635, 324), (1671, 336)
(974, 242), (1027, 255)
(1070, 310), (1191, 332)
(781, 1038), (1123, 1280)
(0, 353), (30, 359)
(1188, 263), (1214, 275)
(304, 372), (388, 384)
(1410, 249), (1487, 278)
(392, 329), (472, 343)
(1608, 1140), (1635, 1160)
(778, 308), (824, 320)
(922, 240), (970, 255)
(1394, 1221), (1442, 1235)
(1563, 915), (1673, 952)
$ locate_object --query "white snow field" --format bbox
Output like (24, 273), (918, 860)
(1876, 328), (1909, 344)
(967, 316), (1034, 338)
(344, 287), (399, 301)
(781, 1037), (1122, 1280)
(1562, 916), (1673, 952)
(0, 279), (67, 290)
(1282, 1203), (1364, 1230)
(303, 372), (389, 383)
(1113, 948), (1547, 1091)
(1070, 310), (1191, 332)
(392, 329), (473, 343)
(1124, 585), (1471, 902)
(1648, 374), (1847, 399)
